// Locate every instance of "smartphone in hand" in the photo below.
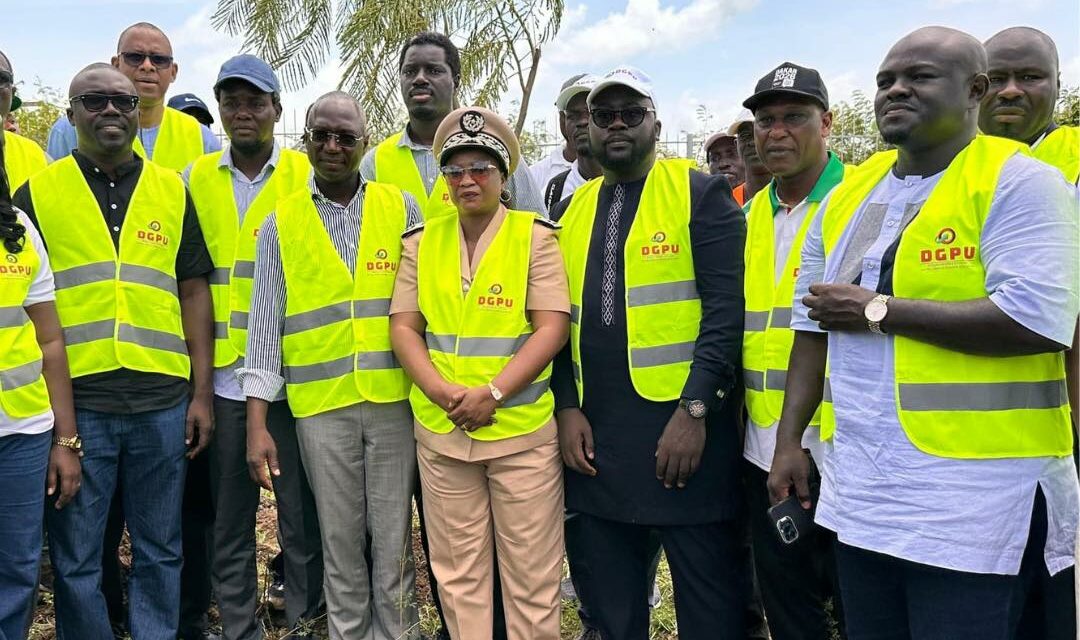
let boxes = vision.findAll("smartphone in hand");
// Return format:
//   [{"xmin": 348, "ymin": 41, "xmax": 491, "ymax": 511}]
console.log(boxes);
[{"xmin": 767, "ymin": 494, "xmax": 815, "ymax": 545}]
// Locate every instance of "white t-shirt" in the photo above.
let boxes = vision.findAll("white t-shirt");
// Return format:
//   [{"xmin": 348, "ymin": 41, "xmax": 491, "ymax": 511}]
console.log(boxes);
[
  {"xmin": 743, "ymin": 197, "xmax": 824, "ymax": 472},
  {"xmin": 0, "ymin": 210, "xmax": 56, "ymax": 437},
  {"xmin": 529, "ymin": 148, "xmax": 573, "ymax": 199},
  {"xmin": 793, "ymin": 155, "xmax": 1079, "ymax": 576}
]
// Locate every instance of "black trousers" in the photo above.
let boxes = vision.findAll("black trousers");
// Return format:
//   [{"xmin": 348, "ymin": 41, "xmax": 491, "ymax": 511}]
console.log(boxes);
[
  {"xmin": 566, "ymin": 511, "xmax": 747, "ymax": 640},
  {"xmin": 835, "ymin": 489, "xmax": 1075, "ymax": 640},
  {"xmin": 100, "ymin": 442, "xmax": 215, "ymax": 637},
  {"xmin": 744, "ymin": 460, "xmax": 843, "ymax": 640},
  {"xmin": 209, "ymin": 397, "xmax": 324, "ymax": 640}
]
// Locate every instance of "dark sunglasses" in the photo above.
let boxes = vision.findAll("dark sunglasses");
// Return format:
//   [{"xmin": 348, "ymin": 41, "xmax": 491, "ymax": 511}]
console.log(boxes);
[
  {"xmin": 0, "ymin": 71, "xmax": 12, "ymax": 89},
  {"xmin": 119, "ymin": 51, "xmax": 174, "ymax": 69},
  {"xmin": 590, "ymin": 106, "xmax": 655, "ymax": 129},
  {"xmin": 305, "ymin": 128, "xmax": 362, "ymax": 148},
  {"xmin": 71, "ymin": 93, "xmax": 140, "ymax": 113},
  {"xmin": 440, "ymin": 162, "xmax": 500, "ymax": 184}
]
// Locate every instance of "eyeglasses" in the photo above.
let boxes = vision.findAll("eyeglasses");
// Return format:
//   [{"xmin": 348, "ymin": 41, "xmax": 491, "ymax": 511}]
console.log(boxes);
[
  {"xmin": 590, "ymin": 106, "xmax": 655, "ymax": 129},
  {"xmin": 440, "ymin": 162, "xmax": 500, "ymax": 184},
  {"xmin": 119, "ymin": 51, "xmax": 174, "ymax": 69},
  {"xmin": 70, "ymin": 93, "xmax": 140, "ymax": 113},
  {"xmin": 305, "ymin": 128, "xmax": 363, "ymax": 148},
  {"xmin": 0, "ymin": 71, "xmax": 12, "ymax": 90}
]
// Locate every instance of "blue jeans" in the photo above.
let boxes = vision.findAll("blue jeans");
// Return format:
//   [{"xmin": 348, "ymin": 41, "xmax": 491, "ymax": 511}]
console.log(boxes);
[
  {"xmin": 0, "ymin": 430, "xmax": 51, "ymax": 640},
  {"xmin": 46, "ymin": 402, "xmax": 188, "ymax": 640}
]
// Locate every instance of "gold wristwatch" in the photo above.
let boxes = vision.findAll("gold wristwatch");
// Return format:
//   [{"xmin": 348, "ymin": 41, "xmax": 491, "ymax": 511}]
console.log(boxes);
[{"xmin": 53, "ymin": 434, "xmax": 83, "ymax": 457}]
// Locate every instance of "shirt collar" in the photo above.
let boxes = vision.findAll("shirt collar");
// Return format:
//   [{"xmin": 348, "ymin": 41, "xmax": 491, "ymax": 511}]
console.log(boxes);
[
  {"xmin": 767, "ymin": 151, "xmax": 845, "ymax": 212},
  {"xmin": 219, "ymin": 140, "xmax": 282, "ymax": 171},
  {"xmin": 309, "ymin": 171, "xmax": 367, "ymax": 207},
  {"xmin": 399, "ymin": 125, "xmax": 433, "ymax": 151},
  {"xmin": 72, "ymin": 149, "xmax": 142, "ymax": 180}
]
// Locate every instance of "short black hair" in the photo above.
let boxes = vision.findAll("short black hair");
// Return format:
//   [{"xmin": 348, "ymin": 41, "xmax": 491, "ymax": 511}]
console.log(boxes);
[
  {"xmin": 398, "ymin": 32, "xmax": 461, "ymax": 83},
  {"xmin": 117, "ymin": 22, "xmax": 170, "ymax": 53}
]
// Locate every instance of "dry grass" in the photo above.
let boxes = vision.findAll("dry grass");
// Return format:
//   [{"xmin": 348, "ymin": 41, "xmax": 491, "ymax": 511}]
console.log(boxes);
[{"xmin": 29, "ymin": 492, "xmax": 682, "ymax": 640}]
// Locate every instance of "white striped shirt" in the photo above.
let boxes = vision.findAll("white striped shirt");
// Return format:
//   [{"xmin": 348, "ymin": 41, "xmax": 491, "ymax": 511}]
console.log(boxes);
[{"xmin": 238, "ymin": 174, "xmax": 422, "ymax": 401}]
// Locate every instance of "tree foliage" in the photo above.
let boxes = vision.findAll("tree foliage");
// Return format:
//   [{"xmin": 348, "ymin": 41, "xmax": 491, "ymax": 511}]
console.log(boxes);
[
  {"xmin": 1056, "ymin": 85, "xmax": 1079, "ymax": 127},
  {"xmin": 828, "ymin": 90, "xmax": 889, "ymax": 165},
  {"xmin": 212, "ymin": 0, "xmax": 563, "ymax": 139},
  {"xmin": 11, "ymin": 79, "xmax": 64, "ymax": 150}
]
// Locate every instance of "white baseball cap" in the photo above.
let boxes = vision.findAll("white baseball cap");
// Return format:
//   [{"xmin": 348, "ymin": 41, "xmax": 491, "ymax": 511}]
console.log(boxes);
[
  {"xmin": 726, "ymin": 108, "xmax": 754, "ymax": 136},
  {"xmin": 587, "ymin": 66, "xmax": 656, "ymax": 108},
  {"xmin": 555, "ymin": 73, "xmax": 601, "ymax": 110},
  {"xmin": 703, "ymin": 131, "xmax": 735, "ymax": 154}
]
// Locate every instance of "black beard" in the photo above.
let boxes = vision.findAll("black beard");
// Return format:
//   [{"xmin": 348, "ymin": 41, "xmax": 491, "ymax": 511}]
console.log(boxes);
[{"xmin": 231, "ymin": 137, "xmax": 266, "ymax": 156}]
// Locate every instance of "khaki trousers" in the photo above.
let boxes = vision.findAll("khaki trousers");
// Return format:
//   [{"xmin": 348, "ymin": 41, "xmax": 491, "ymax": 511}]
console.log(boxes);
[{"xmin": 417, "ymin": 433, "xmax": 564, "ymax": 640}]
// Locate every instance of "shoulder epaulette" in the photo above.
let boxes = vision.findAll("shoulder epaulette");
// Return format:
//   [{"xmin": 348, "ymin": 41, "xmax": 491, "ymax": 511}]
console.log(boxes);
[
  {"xmin": 533, "ymin": 215, "xmax": 561, "ymax": 230},
  {"xmin": 402, "ymin": 221, "xmax": 425, "ymax": 238}
]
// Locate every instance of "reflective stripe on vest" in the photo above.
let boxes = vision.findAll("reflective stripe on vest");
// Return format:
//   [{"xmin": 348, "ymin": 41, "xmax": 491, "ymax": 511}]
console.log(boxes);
[
  {"xmin": 30, "ymin": 156, "xmax": 189, "ymax": 379},
  {"xmin": 132, "ymin": 107, "xmax": 205, "ymax": 172},
  {"xmin": 277, "ymin": 182, "xmax": 410, "ymax": 417},
  {"xmin": 411, "ymin": 209, "xmax": 554, "ymax": 440},
  {"xmin": 0, "ymin": 239, "xmax": 51, "ymax": 418},
  {"xmin": 189, "ymin": 149, "xmax": 311, "ymax": 366},
  {"xmin": 819, "ymin": 135, "xmax": 1070, "ymax": 459},
  {"xmin": 3, "ymin": 131, "xmax": 49, "ymax": 190},
  {"xmin": 559, "ymin": 159, "xmax": 701, "ymax": 402},
  {"xmin": 741, "ymin": 167, "xmax": 851, "ymax": 428},
  {"xmin": 373, "ymin": 132, "xmax": 455, "ymax": 219},
  {"xmin": 1032, "ymin": 125, "xmax": 1080, "ymax": 184}
]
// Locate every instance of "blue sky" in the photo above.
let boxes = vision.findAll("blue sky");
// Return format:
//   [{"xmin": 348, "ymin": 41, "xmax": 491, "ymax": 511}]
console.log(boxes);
[{"xmin": 5, "ymin": 0, "xmax": 1079, "ymax": 140}]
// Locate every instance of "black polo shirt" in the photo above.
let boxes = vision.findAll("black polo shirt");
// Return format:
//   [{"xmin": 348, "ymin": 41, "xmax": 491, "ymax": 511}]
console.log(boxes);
[
  {"xmin": 14, "ymin": 151, "xmax": 213, "ymax": 414},
  {"xmin": 550, "ymin": 168, "xmax": 746, "ymax": 525}
]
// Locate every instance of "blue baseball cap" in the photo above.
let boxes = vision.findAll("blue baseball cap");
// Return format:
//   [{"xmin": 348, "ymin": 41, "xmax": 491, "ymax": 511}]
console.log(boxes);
[
  {"xmin": 214, "ymin": 54, "xmax": 280, "ymax": 95},
  {"xmin": 168, "ymin": 93, "xmax": 213, "ymax": 124}
]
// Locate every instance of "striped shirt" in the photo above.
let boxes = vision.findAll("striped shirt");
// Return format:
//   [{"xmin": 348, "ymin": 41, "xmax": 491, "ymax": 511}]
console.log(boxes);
[{"xmin": 238, "ymin": 174, "xmax": 422, "ymax": 401}]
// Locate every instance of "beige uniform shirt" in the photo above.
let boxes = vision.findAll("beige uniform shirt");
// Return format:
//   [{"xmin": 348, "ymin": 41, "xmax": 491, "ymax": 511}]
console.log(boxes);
[{"xmin": 390, "ymin": 206, "xmax": 570, "ymax": 462}]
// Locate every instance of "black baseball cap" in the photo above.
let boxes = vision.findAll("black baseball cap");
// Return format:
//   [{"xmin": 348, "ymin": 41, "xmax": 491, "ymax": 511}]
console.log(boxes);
[{"xmin": 743, "ymin": 62, "xmax": 829, "ymax": 112}]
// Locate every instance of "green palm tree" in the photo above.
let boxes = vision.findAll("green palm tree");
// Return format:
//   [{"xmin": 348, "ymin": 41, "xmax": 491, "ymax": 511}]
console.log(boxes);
[{"xmin": 212, "ymin": 0, "xmax": 563, "ymax": 137}]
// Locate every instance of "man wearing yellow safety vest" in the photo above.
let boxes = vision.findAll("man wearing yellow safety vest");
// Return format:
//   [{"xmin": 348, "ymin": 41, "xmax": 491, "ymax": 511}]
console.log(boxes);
[
  {"xmin": 46, "ymin": 22, "xmax": 221, "ymax": 167},
  {"xmin": 359, "ymin": 31, "xmax": 545, "ymax": 218},
  {"xmin": 185, "ymin": 55, "xmax": 323, "ymax": 640},
  {"xmin": 1, "ymin": 50, "xmax": 48, "ymax": 190},
  {"xmin": 741, "ymin": 62, "xmax": 847, "ymax": 640},
  {"xmin": 978, "ymin": 26, "xmax": 1079, "ymax": 640},
  {"xmin": 768, "ymin": 27, "xmax": 1080, "ymax": 639},
  {"xmin": 241, "ymin": 91, "xmax": 423, "ymax": 640},
  {"xmin": 14, "ymin": 63, "xmax": 215, "ymax": 640},
  {"xmin": 551, "ymin": 67, "xmax": 747, "ymax": 639}
]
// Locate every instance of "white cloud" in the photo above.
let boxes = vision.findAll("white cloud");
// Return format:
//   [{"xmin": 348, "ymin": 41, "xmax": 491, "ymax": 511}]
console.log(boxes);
[{"xmin": 547, "ymin": 0, "xmax": 758, "ymax": 68}]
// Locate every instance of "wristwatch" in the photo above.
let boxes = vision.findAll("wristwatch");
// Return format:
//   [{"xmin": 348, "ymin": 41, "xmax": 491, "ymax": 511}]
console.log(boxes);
[
  {"xmin": 679, "ymin": 398, "xmax": 708, "ymax": 419},
  {"xmin": 53, "ymin": 433, "xmax": 83, "ymax": 457},
  {"xmin": 487, "ymin": 382, "xmax": 505, "ymax": 406},
  {"xmin": 864, "ymin": 294, "xmax": 892, "ymax": 335}
]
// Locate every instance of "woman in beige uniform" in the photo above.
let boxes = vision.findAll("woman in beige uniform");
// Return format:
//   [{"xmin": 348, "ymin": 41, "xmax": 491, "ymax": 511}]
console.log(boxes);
[{"xmin": 389, "ymin": 107, "xmax": 568, "ymax": 640}]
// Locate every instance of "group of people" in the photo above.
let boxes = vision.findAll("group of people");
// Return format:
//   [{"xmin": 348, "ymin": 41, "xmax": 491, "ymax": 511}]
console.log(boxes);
[{"xmin": 0, "ymin": 15, "xmax": 1076, "ymax": 640}]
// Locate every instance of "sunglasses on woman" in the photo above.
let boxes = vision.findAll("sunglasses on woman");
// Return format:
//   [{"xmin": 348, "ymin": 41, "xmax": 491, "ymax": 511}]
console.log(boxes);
[
  {"xmin": 70, "ymin": 93, "xmax": 140, "ymax": 113},
  {"xmin": 440, "ymin": 162, "xmax": 500, "ymax": 184}
]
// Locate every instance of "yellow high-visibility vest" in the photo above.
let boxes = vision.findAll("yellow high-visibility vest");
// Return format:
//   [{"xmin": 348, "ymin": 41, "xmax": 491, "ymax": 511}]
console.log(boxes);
[
  {"xmin": 3, "ymin": 131, "xmax": 48, "ymax": 190},
  {"xmin": 411, "ymin": 209, "xmax": 555, "ymax": 440},
  {"xmin": 819, "ymin": 135, "xmax": 1070, "ymax": 459},
  {"xmin": 132, "ymin": 107, "xmax": 205, "ymax": 172},
  {"xmin": 1033, "ymin": 125, "xmax": 1079, "ymax": 184},
  {"xmin": 559, "ymin": 159, "xmax": 701, "ymax": 402},
  {"xmin": 276, "ymin": 182, "xmax": 410, "ymax": 417},
  {"xmin": 30, "ymin": 156, "xmax": 189, "ymax": 379},
  {"xmin": 743, "ymin": 159, "xmax": 850, "ymax": 428},
  {"xmin": 0, "ymin": 235, "xmax": 51, "ymax": 417},
  {"xmin": 188, "ymin": 149, "xmax": 311, "ymax": 367},
  {"xmin": 373, "ymin": 132, "xmax": 454, "ymax": 219}
]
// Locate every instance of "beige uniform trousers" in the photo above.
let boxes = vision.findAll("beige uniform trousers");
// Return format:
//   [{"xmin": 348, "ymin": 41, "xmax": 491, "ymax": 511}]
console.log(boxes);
[{"xmin": 417, "ymin": 432, "xmax": 564, "ymax": 640}]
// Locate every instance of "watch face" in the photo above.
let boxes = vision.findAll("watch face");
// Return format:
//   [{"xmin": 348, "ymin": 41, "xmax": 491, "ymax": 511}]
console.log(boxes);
[
  {"xmin": 865, "ymin": 299, "xmax": 888, "ymax": 323},
  {"xmin": 686, "ymin": 400, "xmax": 707, "ymax": 419}
]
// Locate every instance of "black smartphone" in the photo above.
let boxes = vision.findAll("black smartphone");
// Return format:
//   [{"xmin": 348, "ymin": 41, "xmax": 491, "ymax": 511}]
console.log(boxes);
[{"xmin": 766, "ymin": 495, "xmax": 815, "ymax": 545}]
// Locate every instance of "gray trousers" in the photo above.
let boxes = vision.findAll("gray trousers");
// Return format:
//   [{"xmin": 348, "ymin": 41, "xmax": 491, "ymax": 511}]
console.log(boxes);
[
  {"xmin": 209, "ymin": 397, "xmax": 324, "ymax": 640},
  {"xmin": 296, "ymin": 400, "xmax": 419, "ymax": 640}
]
